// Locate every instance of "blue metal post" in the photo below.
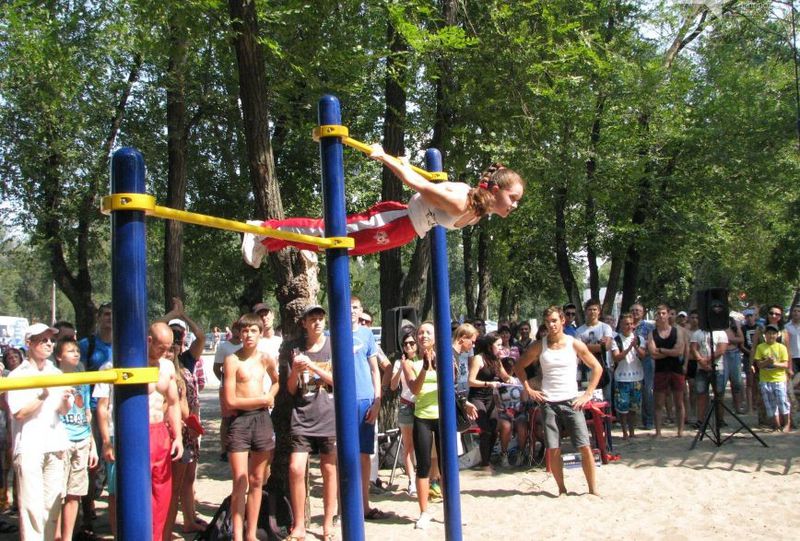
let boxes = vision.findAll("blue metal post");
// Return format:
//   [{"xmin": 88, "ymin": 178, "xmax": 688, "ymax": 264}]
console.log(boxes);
[
  {"xmin": 318, "ymin": 95, "xmax": 365, "ymax": 541},
  {"xmin": 111, "ymin": 148, "xmax": 152, "ymax": 540},
  {"xmin": 427, "ymin": 148, "xmax": 463, "ymax": 540}
]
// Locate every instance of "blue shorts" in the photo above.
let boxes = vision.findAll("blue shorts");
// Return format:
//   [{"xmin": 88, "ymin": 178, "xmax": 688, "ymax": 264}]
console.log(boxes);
[
  {"xmin": 357, "ymin": 399, "xmax": 376, "ymax": 454},
  {"xmin": 614, "ymin": 381, "xmax": 642, "ymax": 415}
]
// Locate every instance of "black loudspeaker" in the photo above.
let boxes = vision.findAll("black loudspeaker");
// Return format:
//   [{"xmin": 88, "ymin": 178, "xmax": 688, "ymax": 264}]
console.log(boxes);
[
  {"xmin": 383, "ymin": 306, "xmax": 419, "ymax": 356},
  {"xmin": 695, "ymin": 288, "xmax": 729, "ymax": 331}
]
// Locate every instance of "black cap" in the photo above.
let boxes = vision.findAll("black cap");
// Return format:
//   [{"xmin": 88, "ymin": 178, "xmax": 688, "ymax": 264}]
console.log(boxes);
[{"xmin": 765, "ymin": 324, "xmax": 780, "ymax": 333}]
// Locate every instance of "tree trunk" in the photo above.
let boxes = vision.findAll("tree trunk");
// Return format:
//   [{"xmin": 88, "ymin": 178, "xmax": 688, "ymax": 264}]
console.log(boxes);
[
  {"xmin": 554, "ymin": 180, "xmax": 582, "ymax": 317},
  {"xmin": 463, "ymin": 226, "xmax": 475, "ymax": 317},
  {"xmin": 601, "ymin": 248, "xmax": 623, "ymax": 318},
  {"xmin": 164, "ymin": 15, "xmax": 189, "ymax": 309},
  {"xmin": 45, "ymin": 54, "xmax": 140, "ymax": 337},
  {"xmin": 401, "ymin": 235, "xmax": 430, "ymax": 311},
  {"xmin": 585, "ymin": 94, "xmax": 605, "ymax": 303},
  {"xmin": 229, "ymin": 0, "xmax": 317, "ymax": 515},
  {"xmin": 379, "ymin": 17, "xmax": 407, "ymax": 339},
  {"xmin": 620, "ymin": 113, "xmax": 651, "ymax": 311},
  {"xmin": 476, "ymin": 224, "xmax": 490, "ymax": 319}
]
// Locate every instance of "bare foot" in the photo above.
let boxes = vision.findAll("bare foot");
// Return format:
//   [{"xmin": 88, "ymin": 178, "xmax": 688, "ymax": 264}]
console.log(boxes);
[
  {"xmin": 587, "ymin": 491, "xmax": 602, "ymax": 498},
  {"xmin": 676, "ymin": 432, "xmax": 683, "ymax": 438}
]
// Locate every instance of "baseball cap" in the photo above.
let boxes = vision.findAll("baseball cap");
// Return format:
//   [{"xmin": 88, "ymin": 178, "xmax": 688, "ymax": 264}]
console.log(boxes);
[
  {"xmin": 252, "ymin": 303, "xmax": 270, "ymax": 314},
  {"xmin": 168, "ymin": 319, "xmax": 188, "ymax": 331},
  {"xmin": 301, "ymin": 304, "xmax": 326, "ymax": 318},
  {"xmin": 677, "ymin": 311, "xmax": 688, "ymax": 318},
  {"xmin": 743, "ymin": 308, "xmax": 755, "ymax": 316},
  {"xmin": 766, "ymin": 324, "xmax": 780, "ymax": 333},
  {"xmin": 25, "ymin": 323, "xmax": 59, "ymax": 340}
]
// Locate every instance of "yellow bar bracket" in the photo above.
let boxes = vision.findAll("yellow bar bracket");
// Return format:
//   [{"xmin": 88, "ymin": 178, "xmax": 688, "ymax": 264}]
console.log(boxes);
[
  {"xmin": 313, "ymin": 126, "xmax": 448, "ymax": 182},
  {"xmin": 0, "ymin": 367, "xmax": 160, "ymax": 392},
  {"xmin": 101, "ymin": 196, "xmax": 355, "ymax": 250}
]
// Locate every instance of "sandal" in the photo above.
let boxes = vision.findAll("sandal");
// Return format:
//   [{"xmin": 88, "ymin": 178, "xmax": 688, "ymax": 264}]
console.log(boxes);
[{"xmin": 364, "ymin": 508, "xmax": 391, "ymax": 520}]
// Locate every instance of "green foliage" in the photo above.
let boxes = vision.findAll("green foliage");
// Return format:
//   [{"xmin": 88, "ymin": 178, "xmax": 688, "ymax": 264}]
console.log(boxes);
[{"xmin": 3, "ymin": 0, "xmax": 800, "ymax": 325}]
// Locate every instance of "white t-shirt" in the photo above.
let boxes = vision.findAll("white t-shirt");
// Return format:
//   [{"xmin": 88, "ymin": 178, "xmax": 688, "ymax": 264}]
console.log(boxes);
[
  {"xmin": 393, "ymin": 358, "xmax": 424, "ymax": 403},
  {"xmin": 785, "ymin": 321, "xmax": 800, "ymax": 358},
  {"xmin": 611, "ymin": 333, "xmax": 644, "ymax": 382},
  {"xmin": 257, "ymin": 335, "xmax": 282, "ymax": 360},
  {"xmin": 691, "ymin": 329, "xmax": 729, "ymax": 371},
  {"xmin": 257, "ymin": 335, "xmax": 281, "ymax": 393},
  {"xmin": 454, "ymin": 348, "xmax": 471, "ymax": 393},
  {"xmin": 576, "ymin": 321, "xmax": 613, "ymax": 364},
  {"xmin": 92, "ymin": 361, "xmax": 115, "ymax": 434},
  {"xmin": 7, "ymin": 360, "xmax": 69, "ymax": 456},
  {"xmin": 214, "ymin": 340, "xmax": 243, "ymax": 366}
]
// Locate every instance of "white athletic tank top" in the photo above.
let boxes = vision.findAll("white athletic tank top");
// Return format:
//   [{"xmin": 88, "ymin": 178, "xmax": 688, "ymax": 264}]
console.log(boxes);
[
  {"xmin": 406, "ymin": 183, "xmax": 476, "ymax": 236},
  {"xmin": 540, "ymin": 335, "xmax": 579, "ymax": 402}
]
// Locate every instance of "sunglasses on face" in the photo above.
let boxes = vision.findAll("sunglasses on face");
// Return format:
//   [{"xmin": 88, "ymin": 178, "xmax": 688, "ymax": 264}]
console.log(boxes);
[
  {"xmin": 403, "ymin": 341, "xmax": 416, "ymax": 346},
  {"xmin": 769, "ymin": 312, "xmax": 782, "ymax": 317},
  {"xmin": 565, "ymin": 312, "xmax": 576, "ymax": 316}
]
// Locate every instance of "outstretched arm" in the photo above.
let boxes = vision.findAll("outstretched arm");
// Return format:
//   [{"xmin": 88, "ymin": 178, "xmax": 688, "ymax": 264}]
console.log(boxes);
[{"xmin": 370, "ymin": 144, "xmax": 470, "ymax": 217}]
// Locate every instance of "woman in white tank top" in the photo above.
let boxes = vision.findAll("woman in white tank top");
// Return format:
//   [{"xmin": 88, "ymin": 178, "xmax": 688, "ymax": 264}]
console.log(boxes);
[{"xmin": 242, "ymin": 145, "xmax": 525, "ymax": 266}]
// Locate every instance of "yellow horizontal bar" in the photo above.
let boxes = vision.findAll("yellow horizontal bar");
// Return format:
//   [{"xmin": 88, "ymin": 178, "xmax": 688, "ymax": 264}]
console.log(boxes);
[
  {"xmin": 101, "ymin": 193, "xmax": 157, "ymax": 215},
  {"xmin": 0, "ymin": 367, "xmax": 160, "ymax": 392},
  {"xmin": 100, "ymin": 196, "xmax": 355, "ymax": 250},
  {"xmin": 313, "ymin": 126, "xmax": 448, "ymax": 182}
]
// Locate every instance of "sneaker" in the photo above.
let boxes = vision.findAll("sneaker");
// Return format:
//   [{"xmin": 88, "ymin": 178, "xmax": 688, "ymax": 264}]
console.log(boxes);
[
  {"xmin": 499, "ymin": 452, "xmax": 510, "ymax": 468},
  {"xmin": 428, "ymin": 482, "xmax": 442, "ymax": 502},
  {"xmin": 415, "ymin": 512, "xmax": 432, "ymax": 530},
  {"xmin": 407, "ymin": 480, "xmax": 417, "ymax": 497},
  {"xmin": 241, "ymin": 221, "xmax": 267, "ymax": 268}
]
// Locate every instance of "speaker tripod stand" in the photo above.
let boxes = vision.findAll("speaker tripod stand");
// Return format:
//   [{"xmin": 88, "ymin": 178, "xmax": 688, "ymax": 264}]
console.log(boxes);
[{"xmin": 690, "ymin": 339, "xmax": 768, "ymax": 449}]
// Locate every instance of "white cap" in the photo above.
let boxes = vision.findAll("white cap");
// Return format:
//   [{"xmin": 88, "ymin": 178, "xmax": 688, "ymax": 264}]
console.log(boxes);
[
  {"xmin": 25, "ymin": 323, "xmax": 59, "ymax": 340},
  {"xmin": 168, "ymin": 319, "xmax": 188, "ymax": 331}
]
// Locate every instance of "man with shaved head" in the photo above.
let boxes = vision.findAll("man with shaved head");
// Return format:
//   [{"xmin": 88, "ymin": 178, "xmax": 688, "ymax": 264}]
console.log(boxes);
[{"xmin": 147, "ymin": 322, "xmax": 183, "ymax": 540}]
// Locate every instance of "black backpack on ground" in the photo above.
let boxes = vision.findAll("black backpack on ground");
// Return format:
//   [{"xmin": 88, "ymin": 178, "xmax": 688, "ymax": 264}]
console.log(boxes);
[{"xmin": 194, "ymin": 489, "xmax": 292, "ymax": 541}]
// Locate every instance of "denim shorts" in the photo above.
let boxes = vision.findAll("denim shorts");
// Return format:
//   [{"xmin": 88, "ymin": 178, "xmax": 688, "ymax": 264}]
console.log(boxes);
[
  {"xmin": 760, "ymin": 381, "xmax": 790, "ymax": 416},
  {"xmin": 542, "ymin": 400, "xmax": 591, "ymax": 450},
  {"xmin": 695, "ymin": 369, "xmax": 726, "ymax": 396},
  {"xmin": 398, "ymin": 401, "xmax": 415, "ymax": 426}
]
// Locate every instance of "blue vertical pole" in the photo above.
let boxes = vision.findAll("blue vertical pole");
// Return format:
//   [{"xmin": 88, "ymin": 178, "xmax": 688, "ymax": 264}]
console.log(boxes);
[
  {"xmin": 318, "ymin": 95, "xmax": 365, "ymax": 541},
  {"xmin": 427, "ymin": 148, "xmax": 463, "ymax": 540},
  {"xmin": 111, "ymin": 148, "xmax": 152, "ymax": 540}
]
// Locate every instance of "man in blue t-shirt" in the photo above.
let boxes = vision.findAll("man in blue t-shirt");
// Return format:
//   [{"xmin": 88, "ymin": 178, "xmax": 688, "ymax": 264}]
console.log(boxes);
[
  {"xmin": 77, "ymin": 302, "xmax": 112, "ymax": 534},
  {"xmin": 350, "ymin": 296, "xmax": 390, "ymax": 521}
]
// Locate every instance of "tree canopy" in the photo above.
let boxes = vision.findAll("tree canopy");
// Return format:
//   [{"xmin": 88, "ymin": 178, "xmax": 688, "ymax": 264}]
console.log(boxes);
[{"xmin": 2, "ymin": 0, "xmax": 799, "ymax": 330}]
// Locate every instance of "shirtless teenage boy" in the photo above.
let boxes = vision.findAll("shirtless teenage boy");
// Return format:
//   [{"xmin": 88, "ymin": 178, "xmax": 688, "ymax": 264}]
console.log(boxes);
[{"xmin": 222, "ymin": 313, "xmax": 280, "ymax": 541}]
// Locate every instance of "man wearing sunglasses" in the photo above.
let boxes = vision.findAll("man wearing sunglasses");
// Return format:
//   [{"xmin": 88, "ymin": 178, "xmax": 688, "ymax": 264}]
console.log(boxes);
[
  {"xmin": 562, "ymin": 303, "xmax": 578, "ymax": 337},
  {"xmin": 7, "ymin": 323, "xmax": 73, "ymax": 540}
]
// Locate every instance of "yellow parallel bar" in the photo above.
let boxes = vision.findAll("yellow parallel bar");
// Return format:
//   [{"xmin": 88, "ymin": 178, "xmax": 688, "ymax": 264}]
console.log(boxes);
[
  {"xmin": 313, "ymin": 126, "xmax": 448, "ymax": 182},
  {"xmin": 101, "ymin": 197, "xmax": 355, "ymax": 250},
  {"xmin": 0, "ymin": 367, "xmax": 160, "ymax": 392}
]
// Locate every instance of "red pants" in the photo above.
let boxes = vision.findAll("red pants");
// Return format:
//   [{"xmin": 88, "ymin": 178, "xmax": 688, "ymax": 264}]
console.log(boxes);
[
  {"xmin": 260, "ymin": 200, "xmax": 416, "ymax": 256},
  {"xmin": 150, "ymin": 422, "xmax": 172, "ymax": 541}
]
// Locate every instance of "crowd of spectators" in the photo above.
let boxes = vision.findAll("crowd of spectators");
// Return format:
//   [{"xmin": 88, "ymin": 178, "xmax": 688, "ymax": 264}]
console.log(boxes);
[{"xmin": 0, "ymin": 296, "xmax": 797, "ymax": 539}]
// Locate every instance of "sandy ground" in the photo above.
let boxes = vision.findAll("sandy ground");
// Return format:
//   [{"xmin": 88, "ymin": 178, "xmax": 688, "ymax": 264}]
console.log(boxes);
[{"xmin": 2, "ymin": 354, "xmax": 799, "ymax": 540}]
